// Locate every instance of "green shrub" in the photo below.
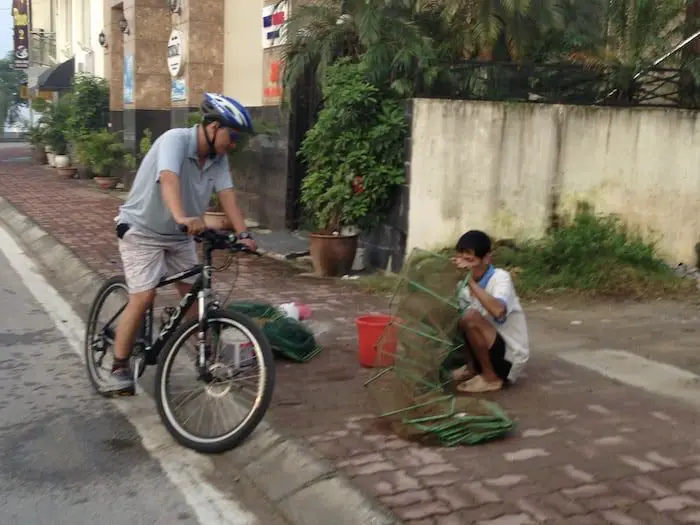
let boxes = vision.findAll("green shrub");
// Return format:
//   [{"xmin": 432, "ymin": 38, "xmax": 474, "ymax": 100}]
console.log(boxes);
[
  {"xmin": 491, "ymin": 203, "xmax": 693, "ymax": 298},
  {"xmin": 299, "ymin": 58, "xmax": 407, "ymax": 233}
]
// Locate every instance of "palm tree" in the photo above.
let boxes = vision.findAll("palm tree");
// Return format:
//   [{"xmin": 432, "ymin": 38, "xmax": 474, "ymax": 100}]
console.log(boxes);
[
  {"xmin": 566, "ymin": 0, "xmax": 689, "ymax": 103},
  {"xmin": 279, "ymin": 0, "xmax": 565, "ymax": 98}
]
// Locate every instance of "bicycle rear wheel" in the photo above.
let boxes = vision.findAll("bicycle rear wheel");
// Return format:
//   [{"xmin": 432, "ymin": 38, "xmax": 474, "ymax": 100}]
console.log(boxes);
[{"xmin": 154, "ymin": 310, "xmax": 276, "ymax": 454}]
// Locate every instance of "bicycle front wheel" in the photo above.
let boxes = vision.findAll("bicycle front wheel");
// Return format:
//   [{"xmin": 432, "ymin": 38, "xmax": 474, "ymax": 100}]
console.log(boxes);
[
  {"xmin": 154, "ymin": 310, "xmax": 275, "ymax": 454},
  {"xmin": 84, "ymin": 275, "xmax": 129, "ymax": 396}
]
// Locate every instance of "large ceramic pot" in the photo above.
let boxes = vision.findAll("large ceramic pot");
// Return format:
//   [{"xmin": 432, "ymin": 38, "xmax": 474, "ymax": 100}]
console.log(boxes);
[
  {"xmin": 94, "ymin": 176, "xmax": 119, "ymax": 190},
  {"xmin": 309, "ymin": 232, "xmax": 359, "ymax": 277},
  {"xmin": 204, "ymin": 211, "xmax": 233, "ymax": 231},
  {"xmin": 46, "ymin": 152, "xmax": 56, "ymax": 167},
  {"xmin": 54, "ymin": 154, "xmax": 70, "ymax": 168}
]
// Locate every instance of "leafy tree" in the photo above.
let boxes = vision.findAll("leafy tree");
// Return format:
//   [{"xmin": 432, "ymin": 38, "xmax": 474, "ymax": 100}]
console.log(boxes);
[
  {"xmin": 66, "ymin": 73, "xmax": 109, "ymax": 140},
  {"xmin": 0, "ymin": 51, "xmax": 27, "ymax": 129}
]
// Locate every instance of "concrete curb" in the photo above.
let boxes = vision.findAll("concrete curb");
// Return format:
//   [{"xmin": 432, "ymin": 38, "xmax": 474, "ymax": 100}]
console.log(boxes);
[{"xmin": 0, "ymin": 195, "xmax": 399, "ymax": 525}]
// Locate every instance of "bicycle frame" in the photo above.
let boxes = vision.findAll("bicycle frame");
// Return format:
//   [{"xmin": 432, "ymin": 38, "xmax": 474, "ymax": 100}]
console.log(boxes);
[{"xmin": 100, "ymin": 245, "xmax": 220, "ymax": 374}]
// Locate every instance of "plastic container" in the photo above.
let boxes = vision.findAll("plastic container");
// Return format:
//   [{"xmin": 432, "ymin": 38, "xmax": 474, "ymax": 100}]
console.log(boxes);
[
  {"xmin": 219, "ymin": 329, "xmax": 255, "ymax": 369},
  {"xmin": 278, "ymin": 302, "xmax": 312, "ymax": 321},
  {"xmin": 356, "ymin": 314, "xmax": 399, "ymax": 368}
]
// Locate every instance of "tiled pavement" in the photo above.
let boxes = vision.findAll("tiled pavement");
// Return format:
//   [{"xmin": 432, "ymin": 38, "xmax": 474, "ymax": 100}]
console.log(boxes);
[{"xmin": 4, "ymin": 148, "xmax": 700, "ymax": 524}]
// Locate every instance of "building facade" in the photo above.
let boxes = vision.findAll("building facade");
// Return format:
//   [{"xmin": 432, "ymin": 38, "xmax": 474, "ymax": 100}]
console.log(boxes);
[
  {"xmin": 32, "ymin": 0, "xmax": 105, "ymax": 96},
  {"xmin": 100, "ymin": 0, "xmax": 293, "ymax": 228},
  {"xmin": 35, "ymin": 0, "xmax": 296, "ymax": 229},
  {"xmin": 101, "ymin": 0, "xmax": 287, "ymax": 147}
]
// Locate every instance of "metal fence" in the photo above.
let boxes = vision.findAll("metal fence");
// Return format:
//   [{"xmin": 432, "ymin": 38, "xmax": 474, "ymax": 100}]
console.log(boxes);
[{"xmin": 428, "ymin": 61, "xmax": 700, "ymax": 109}]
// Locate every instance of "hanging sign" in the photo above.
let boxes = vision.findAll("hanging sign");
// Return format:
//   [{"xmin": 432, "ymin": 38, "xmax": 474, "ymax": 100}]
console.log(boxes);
[
  {"xmin": 167, "ymin": 30, "xmax": 184, "ymax": 78},
  {"xmin": 12, "ymin": 0, "xmax": 30, "ymax": 69},
  {"xmin": 261, "ymin": 2, "xmax": 289, "ymax": 49}
]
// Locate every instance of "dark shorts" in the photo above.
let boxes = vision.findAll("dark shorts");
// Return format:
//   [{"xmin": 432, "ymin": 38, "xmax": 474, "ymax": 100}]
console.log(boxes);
[{"xmin": 466, "ymin": 333, "xmax": 512, "ymax": 382}]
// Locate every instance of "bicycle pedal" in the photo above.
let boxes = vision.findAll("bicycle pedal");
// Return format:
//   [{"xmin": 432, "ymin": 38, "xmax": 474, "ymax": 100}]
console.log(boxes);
[
  {"xmin": 116, "ymin": 389, "xmax": 136, "ymax": 397},
  {"xmin": 103, "ymin": 386, "xmax": 136, "ymax": 398}
]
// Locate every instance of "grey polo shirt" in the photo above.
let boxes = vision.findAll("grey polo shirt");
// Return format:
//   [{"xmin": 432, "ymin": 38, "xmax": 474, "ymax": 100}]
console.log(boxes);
[{"xmin": 117, "ymin": 125, "xmax": 233, "ymax": 241}]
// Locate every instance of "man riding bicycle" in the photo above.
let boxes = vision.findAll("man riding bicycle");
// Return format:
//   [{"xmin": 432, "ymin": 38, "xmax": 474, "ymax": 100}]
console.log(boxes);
[{"xmin": 106, "ymin": 92, "xmax": 257, "ymax": 395}]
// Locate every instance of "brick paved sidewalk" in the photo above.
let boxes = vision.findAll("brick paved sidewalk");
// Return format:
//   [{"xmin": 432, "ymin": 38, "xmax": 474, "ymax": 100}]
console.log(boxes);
[{"xmin": 4, "ymin": 149, "xmax": 700, "ymax": 524}]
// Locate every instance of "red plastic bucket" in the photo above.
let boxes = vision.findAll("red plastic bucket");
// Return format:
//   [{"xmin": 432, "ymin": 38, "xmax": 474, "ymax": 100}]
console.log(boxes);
[{"xmin": 356, "ymin": 314, "xmax": 399, "ymax": 368}]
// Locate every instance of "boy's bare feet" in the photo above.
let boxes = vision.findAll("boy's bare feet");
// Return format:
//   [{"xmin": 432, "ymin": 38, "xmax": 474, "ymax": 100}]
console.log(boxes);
[{"xmin": 456, "ymin": 374, "xmax": 503, "ymax": 393}]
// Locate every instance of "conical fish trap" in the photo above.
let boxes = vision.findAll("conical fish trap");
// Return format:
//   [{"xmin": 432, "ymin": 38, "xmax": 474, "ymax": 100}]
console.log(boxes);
[{"xmin": 364, "ymin": 249, "xmax": 516, "ymax": 446}]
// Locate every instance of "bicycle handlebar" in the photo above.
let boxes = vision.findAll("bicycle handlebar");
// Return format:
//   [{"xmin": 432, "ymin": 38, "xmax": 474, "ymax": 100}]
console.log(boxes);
[{"xmin": 177, "ymin": 224, "xmax": 261, "ymax": 256}]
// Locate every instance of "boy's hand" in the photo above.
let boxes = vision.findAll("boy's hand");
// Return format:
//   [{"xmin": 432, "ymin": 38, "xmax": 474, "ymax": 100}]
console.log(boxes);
[{"xmin": 452, "ymin": 256, "xmax": 471, "ymax": 269}]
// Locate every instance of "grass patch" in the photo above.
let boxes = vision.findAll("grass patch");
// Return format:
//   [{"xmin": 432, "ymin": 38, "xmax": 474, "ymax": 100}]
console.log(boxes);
[
  {"xmin": 354, "ymin": 272, "xmax": 401, "ymax": 296},
  {"xmin": 491, "ymin": 205, "xmax": 695, "ymax": 299}
]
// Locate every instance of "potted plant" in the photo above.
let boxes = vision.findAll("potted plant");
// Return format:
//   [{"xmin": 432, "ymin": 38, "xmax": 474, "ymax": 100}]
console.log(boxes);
[
  {"xmin": 78, "ymin": 130, "xmax": 126, "ymax": 189},
  {"xmin": 41, "ymin": 96, "xmax": 75, "ymax": 176},
  {"xmin": 73, "ymin": 137, "xmax": 95, "ymax": 179},
  {"xmin": 298, "ymin": 58, "xmax": 407, "ymax": 277},
  {"xmin": 63, "ymin": 74, "xmax": 110, "ymax": 179},
  {"xmin": 24, "ymin": 123, "xmax": 47, "ymax": 164}
]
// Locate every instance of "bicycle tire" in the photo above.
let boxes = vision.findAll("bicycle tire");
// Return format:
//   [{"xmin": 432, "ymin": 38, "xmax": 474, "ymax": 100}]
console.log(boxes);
[
  {"xmin": 84, "ymin": 275, "xmax": 129, "ymax": 396},
  {"xmin": 154, "ymin": 309, "xmax": 276, "ymax": 454}
]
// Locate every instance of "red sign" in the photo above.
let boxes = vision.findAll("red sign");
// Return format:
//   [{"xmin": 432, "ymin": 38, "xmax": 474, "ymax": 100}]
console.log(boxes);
[{"xmin": 264, "ymin": 60, "xmax": 283, "ymax": 99}]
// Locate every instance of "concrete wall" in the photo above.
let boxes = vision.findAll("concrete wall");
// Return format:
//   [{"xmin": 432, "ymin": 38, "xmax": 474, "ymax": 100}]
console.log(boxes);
[{"xmin": 407, "ymin": 99, "xmax": 700, "ymax": 265}]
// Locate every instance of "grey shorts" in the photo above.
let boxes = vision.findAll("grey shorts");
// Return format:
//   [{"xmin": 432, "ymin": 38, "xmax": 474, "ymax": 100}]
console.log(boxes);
[{"xmin": 118, "ymin": 226, "xmax": 197, "ymax": 294}]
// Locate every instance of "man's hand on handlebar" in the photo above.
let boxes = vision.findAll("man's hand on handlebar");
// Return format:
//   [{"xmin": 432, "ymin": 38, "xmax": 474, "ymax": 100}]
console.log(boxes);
[
  {"xmin": 177, "ymin": 216, "xmax": 208, "ymax": 235},
  {"xmin": 238, "ymin": 237, "xmax": 257, "ymax": 251}
]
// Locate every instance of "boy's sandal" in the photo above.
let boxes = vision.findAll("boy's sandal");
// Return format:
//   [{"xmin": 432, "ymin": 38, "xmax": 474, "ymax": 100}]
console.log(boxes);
[{"xmin": 456, "ymin": 374, "xmax": 503, "ymax": 394}]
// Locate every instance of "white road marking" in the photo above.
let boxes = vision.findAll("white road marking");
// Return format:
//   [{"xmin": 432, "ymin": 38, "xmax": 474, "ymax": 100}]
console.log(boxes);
[
  {"xmin": 560, "ymin": 348, "xmax": 700, "ymax": 410},
  {"xmin": 0, "ymin": 226, "xmax": 260, "ymax": 525}
]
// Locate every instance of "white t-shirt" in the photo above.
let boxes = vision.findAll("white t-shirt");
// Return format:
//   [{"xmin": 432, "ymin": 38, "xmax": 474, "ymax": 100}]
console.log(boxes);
[{"xmin": 457, "ymin": 267, "xmax": 530, "ymax": 382}]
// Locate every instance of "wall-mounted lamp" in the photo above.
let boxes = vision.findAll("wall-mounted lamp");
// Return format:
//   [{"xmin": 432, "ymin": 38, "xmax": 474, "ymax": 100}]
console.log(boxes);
[
  {"xmin": 98, "ymin": 30, "xmax": 108, "ymax": 48},
  {"xmin": 169, "ymin": 0, "xmax": 182, "ymax": 15},
  {"xmin": 119, "ymin": 14, "xmax": 130, "ymax": 35}
]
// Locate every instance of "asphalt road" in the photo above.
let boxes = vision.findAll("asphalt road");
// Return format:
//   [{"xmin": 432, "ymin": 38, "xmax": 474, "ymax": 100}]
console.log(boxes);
[{"xmin": 0, "ymin": 228, "xmax": 287, "ymax": 525}]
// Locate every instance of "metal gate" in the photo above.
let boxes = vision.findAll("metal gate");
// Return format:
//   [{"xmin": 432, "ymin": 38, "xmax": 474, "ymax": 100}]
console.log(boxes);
[{"xmin": 284, "ymin": 63, "xmax": 322, "ymax": 230}]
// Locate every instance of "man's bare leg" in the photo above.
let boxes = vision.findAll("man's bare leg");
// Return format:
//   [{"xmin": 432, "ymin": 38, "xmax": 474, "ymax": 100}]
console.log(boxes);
[
  {"xmin": 104, "ymin": 289, "xmax": 156, "ymax": 393},
  {"xmin": 459, "ymin": 310, "xmax": 500, "ymax": 384},
  {"xmin": 113, "ymin": 289, "xmax": 156, "ymax": 360}
]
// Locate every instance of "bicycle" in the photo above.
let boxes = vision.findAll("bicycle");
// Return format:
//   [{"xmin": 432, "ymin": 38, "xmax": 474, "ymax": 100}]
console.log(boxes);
[{"xmin": 84, "ymin": 228, "xmax": 276, "ymax": 454}]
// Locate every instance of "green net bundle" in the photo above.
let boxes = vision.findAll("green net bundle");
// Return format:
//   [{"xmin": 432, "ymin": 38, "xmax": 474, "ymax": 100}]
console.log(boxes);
[
  {"xmin": 364, "ymin": 248, "xmax": 515, "ymax": 446},
  {"xmin": 226, "ymin": 302, "xmax": 322, "ymax": 362}
]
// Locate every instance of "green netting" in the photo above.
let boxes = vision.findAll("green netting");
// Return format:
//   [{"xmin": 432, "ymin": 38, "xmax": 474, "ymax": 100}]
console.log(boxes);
[
  {"xmin": 226, "ymin": 302, "xmax": 322, "ymax": 362},
  {"xmin": 364, "ymin": 248, "xmax": 516, "ymax": 446}
]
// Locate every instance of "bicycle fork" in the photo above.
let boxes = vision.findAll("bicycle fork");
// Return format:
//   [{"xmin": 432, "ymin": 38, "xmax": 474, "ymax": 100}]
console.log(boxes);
[{"xmin": 196, "ymin": 287, "xmax": 220, "ymax": 382}]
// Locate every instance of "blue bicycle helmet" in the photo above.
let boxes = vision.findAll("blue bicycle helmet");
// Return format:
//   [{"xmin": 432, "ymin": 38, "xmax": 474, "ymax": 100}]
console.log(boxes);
[{"xmin": 200, "ymin": 92, "xmax": 254, "ymax": 134}]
